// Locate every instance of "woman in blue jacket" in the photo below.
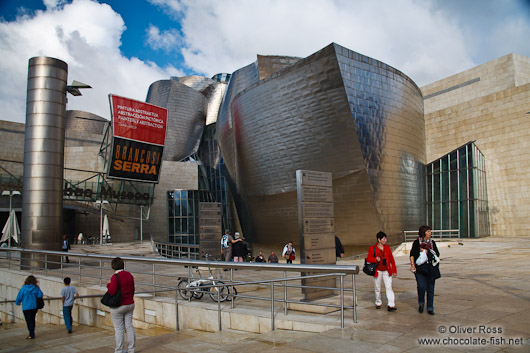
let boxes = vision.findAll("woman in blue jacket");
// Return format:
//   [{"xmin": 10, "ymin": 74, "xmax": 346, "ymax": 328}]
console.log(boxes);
[{"xmin": 15, "ymin": 275, "xmax": 43, "ymax": 339}]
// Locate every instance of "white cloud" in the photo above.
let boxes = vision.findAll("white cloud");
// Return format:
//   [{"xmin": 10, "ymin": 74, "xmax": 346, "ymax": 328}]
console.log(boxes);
[
  {"xmin": 0, "ymin": 0, "xmax": 180, "ymax": 123},
  {"xmin": 151, "ymin": 0, "xmax": 530, "ymax": 86},
  {"xmin": 146, "ymin": 25, "xmax": 182, "ymax": 51}
]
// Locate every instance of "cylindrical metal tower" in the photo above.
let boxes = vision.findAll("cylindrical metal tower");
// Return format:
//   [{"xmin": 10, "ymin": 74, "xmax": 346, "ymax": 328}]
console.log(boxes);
[{"xmin": 21, "ymin": 57, "xmax": 67, "ymax": 255}]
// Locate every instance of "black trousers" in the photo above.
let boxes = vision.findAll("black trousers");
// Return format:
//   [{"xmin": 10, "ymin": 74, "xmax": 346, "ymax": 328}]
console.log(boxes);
[
  {"xmin": 62, "ymin": 248, "xmax": 69, "ymax": 263},
  {"xmin": 23, "ymin": 309, "xmax": 38, "ymax": 338}
]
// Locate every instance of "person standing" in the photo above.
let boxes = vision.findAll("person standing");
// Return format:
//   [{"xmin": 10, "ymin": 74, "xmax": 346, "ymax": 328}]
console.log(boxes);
[
  {"xmin": 62, "ymin": 234, "xmax": 71, "ymax": 263},
  {"xmin": 268, "ymin": 251, "xmax": 279, "ymax": 263},
  {"xmin": 255, "ymin": 251, "xmax": 265, "ymax": 262},
  {"xmin": 77, "ymin": 232, "xmax": 84, "ymax": 245},
  {"xmin": 335, "ymin": 236, "xmax": 345, "ymax": 258},
  {"xmin": 282, "ymin": 241, "xmax": 295, "ymax": 264},
  {"xmin": 107, "ymin": 257, "xmax": 135, "ymax": 353},
  {"xmin": 410, "ymin": 225, "xmax": 440, "ymax": 315},
  {"xmin": 220, "ymin": 229, "xmax": 234, "ymax": 262},
  {"xmin": 61, "ymin": 277, "xmax": 79, "ymax": 333},
  {"xmin": 232, "ymin": 232, "xmax": 245, "ymax": 262},
  {"xmin": 15, "ymin": 275, "xmax": 43, "ymax": 339},
  {"xmin": 367, "ymin": 232, "xmax": 397, "ymax": 311}
]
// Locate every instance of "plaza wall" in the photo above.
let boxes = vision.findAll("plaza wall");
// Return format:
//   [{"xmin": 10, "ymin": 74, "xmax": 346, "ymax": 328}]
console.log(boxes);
[{"xmin": 422, "ymin": 53, "xmax": 530, "ymax": 237}]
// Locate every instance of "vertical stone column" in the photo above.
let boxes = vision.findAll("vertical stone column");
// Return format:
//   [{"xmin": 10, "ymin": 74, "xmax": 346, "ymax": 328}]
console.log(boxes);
[{"xmin": 22, "ymin": 57, "xmax": 67, "ymax": 258}]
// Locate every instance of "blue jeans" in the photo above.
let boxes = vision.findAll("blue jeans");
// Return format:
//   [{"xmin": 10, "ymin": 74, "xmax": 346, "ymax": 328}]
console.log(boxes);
[
  {"xmin": 63, "ymin": 305, "xmax": 73, "ymax": 330},
  {"xmin": 415, "ymin": 272, "xmax": 436, "ymax": 311}
]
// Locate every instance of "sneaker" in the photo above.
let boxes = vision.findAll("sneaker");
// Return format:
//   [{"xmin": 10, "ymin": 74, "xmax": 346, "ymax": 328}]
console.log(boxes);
[
  {"xmin": 419, "ymin": 305, "xmax": 424, "ymax": 313},
  {"xmin": 428, "ymin": 310, "xmax": 435, "ymax": 315},
  {"xmin": 68, "ymin": 329, "xmax": 72, "ymax": 333},
  {"xmin": 388, "ymin": 306, "xmax": 397, "ymax": 312},
  {"xmin": 375, "ymin": 305, "xmax": 381, "ymax": 309}
]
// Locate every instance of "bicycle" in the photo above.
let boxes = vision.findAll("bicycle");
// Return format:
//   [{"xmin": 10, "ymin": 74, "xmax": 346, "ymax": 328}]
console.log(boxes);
[{"xmin": 177, "ymin": 256, "xmax": 237, "ymax": 302}]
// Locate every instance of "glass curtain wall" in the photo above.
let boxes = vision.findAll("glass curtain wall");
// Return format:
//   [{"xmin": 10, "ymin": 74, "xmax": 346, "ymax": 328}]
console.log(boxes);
[
  {"xmin": 426, "ymin": 142, "xmax": 490, "ymax": 238},
  {"xmin": 167, "ymin": 123, "xmax": 233, "ymax": 258}
]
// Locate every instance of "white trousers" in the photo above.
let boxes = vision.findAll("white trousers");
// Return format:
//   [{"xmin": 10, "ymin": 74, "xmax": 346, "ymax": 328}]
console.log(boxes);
[
  {"xmin": 110, "ymin": 303, "xmax": 135, "ymax": 353},
  {"xmin": 374, "ymin": 270, "xmax": 395, "ymax": 307}
]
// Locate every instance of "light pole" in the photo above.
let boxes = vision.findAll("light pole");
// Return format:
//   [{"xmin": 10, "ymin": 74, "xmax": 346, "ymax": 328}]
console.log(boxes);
[
  {"xmin": 2, "ymin": 190, "xmax": 21, "ymax": 248},
  {"xmin": 139, "ymin": 205, "xmax": 144, "ymax": 243},
  {"xmin": 95, "ymin": 200, "xmax": 109, "ymax": 245}
]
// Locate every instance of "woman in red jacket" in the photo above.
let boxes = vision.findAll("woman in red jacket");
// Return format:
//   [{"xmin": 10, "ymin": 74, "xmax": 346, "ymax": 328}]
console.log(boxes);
[
  {"xmin": 367, "ymin": 231, "xmax": 397, "ymax": 311},
  {"xmin": 107, "ymin": 257, "xmax": 135, "ymax": 353}
]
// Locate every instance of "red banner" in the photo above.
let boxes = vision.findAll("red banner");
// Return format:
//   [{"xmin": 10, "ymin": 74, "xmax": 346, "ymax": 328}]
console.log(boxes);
[{"xmin": 110, "ymin": 95, "xmax": 167, "ymax": 146}]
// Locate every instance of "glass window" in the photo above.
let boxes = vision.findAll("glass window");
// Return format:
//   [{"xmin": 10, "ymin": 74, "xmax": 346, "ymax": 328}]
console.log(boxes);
[{"xmin": 168, "ymin": 218, "xmax": 174, "ymax": 235}]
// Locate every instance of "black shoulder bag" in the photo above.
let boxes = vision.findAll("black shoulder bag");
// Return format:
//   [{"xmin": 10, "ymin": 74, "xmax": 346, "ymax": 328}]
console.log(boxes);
[
  {"xmin": 101, "ymin": 273, "xmax": 121, "ymax": 307},
  {"xmin": 36, "ymin": 296, "xmax": 45, "ymax": 310},
  {"xmin": 362, "ymin": 246, "xmax": 378, "ymax": 276}
]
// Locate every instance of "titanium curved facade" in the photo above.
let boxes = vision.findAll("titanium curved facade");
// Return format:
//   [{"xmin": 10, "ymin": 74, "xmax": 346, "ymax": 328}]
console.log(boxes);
[
  {"xmin": 146, "ymin": 77, "xmax": 229, "ymax": 161},
  {"xmin": 217, "ymin": 43, "xmax": 425, "ymax": 245},
  {"xmin": 146, "ymin": 79, "xmax": 207, "ymax": 161}
]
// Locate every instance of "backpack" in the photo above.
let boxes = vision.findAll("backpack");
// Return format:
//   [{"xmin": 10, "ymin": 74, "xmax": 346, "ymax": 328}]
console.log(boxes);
[{"xmin": 221, "ymin": 234, "xmax": 229, "ymax": 249}]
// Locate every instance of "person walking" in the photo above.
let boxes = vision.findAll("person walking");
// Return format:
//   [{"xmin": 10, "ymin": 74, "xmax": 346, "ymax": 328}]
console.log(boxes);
[
  {"xmin": 15, "ymin": 275, "xmax": 43, "ymax": 339},
  {"xmin": 282, "ymin": 241, "xmax": 295, "ymax": 264},
  {"xmin": 366, "ymin": 231, "xmax": 397, "ymax": 311},
  {"xmin": 61, "ymin": 277, "xmax": 79, "ymax": 333},
  {"xmin": 62, "ymin": 234, "xmax": 71, "ymax": 263},
  {"xmin": 410, "ymin": 225, "xmax": 440, "ymax": 315},
  {"xmin": 107, "ymin": 257, "xmax": 135, "ymax": 353}
]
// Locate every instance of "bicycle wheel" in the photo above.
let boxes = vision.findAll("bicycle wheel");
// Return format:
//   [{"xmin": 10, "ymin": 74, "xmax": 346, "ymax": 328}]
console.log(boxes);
[
  {"xmin": 226, "ymin": 285, "xmax": 238, "ymax": 302},
  {"xmin": 178, "ymin": 279, "xmax": 192, "ymax": 300},
  {"xmin": 193, "ymin": 283, "xmax": 205, "ymax": 299},
  {"xmin": 209, "ymin": 281, "xmax": 229, "ymax": 302}
]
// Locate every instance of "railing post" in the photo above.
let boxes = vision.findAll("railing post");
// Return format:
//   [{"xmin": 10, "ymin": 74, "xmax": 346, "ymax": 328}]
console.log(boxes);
[
  {"xmin": 271, "ymin": 282, "xmax": 275, "ymax": 331},
  {"xmin": 352, "ymin": 273, "xmax": 357, "ymax": 323},
  {"xmin": 78, "ymin": 257, "xmax": 81, "ymax": 283},
  {"xmin": 45, "ymin": 254, "xmax": 48, "ymax": 277},
  {"xmin": 217, "ymin": 283, "xmax": 222, "ymax": 332},
  {"xmin": 31, "ymin": 252, "xmax": 34, "ymax": 273},
  {"xmin": 283, "ymin": 271, "xmax": 288, "ymax": 315},
  {"xmin": 152, "ymin": 263, "xmax": 156, "ymax": 297},
  {"xmin": 99, "ymin": 259, "xmax": 103, "ymax": 287},
  {"xmin": 340, "ymin": 274, "xmax": 344, "ymax": 328},
  {"xmin": 175, "ymin": 288, "xmax": 179, "ymax": 331}
]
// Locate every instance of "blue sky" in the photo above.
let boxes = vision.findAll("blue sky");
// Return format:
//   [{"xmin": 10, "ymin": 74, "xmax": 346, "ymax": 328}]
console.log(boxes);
[{"xmin": 0, "ymin": 0, "xmax": 529, "ymax": 123}]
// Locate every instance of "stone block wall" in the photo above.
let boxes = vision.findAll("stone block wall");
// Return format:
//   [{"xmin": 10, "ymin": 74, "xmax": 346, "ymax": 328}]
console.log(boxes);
[{"xmin": 423, "ymin": 53, "xmax": 530, "ymax": 237}]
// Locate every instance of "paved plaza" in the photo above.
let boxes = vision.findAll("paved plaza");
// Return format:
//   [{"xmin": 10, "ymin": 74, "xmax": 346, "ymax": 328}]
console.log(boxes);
[{"xmin": 1, "ymin": 237, "xmax": 529, "ymax": 352}]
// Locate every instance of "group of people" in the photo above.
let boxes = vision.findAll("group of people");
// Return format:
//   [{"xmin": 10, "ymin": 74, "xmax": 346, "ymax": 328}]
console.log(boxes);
[
  {"xmin": 367, "ymin": 225, "xmax": 441, "ymax": 315},
  {"xmin": 221, "ymin": 230, "xmax": 296, "ymax": 264},
  {"xmin": 15, "ymin": 257, "xmax": 135, "ymax": 353}
]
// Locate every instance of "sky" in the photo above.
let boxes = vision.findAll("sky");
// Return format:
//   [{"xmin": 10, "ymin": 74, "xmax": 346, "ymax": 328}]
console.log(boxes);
[{"xmin": 0, "ymin": 0, "xmax": 529, "ymax": 123}]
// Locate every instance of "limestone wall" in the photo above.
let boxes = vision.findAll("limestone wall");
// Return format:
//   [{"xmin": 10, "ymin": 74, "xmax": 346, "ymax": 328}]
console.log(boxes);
[{"xmin": 423, "ymin": 53, "xmax": 530, "ymax": 237}]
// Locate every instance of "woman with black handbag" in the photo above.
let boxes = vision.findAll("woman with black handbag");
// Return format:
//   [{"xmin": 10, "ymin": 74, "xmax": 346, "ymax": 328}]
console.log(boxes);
[
  {"xmin": 107, "ymin": 257, "xmax": 135, "ymax": 353},
  {"xmin": 15, "ymin": 275, "xmax": 43, "ymax": 339},
  {"xmin": 366, "ymin": 232, "xmax": 397, "ymax": 311},
  {"xmin": 410, "ymin": 225, "xmax": 440, "ymax": 315}
]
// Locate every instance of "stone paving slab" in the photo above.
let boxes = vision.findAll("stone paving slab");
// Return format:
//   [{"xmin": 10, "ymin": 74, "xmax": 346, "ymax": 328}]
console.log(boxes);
[{"xmin": 1, "ymin": 237, "xmax": 530, "ymax": 352}]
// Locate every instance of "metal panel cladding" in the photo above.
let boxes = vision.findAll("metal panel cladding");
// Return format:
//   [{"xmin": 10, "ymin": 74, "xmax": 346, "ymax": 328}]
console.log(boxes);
[
  {"xmin": 217, "ymin": 43, "xmax": 425, "ymax": 245},
  {"xmin": 22, "ymin": 56, "xmax": 68, "ymax": 250},
  {"xmin": 146, "ymin": 79, "xmax": 207, "ymax": 161}
]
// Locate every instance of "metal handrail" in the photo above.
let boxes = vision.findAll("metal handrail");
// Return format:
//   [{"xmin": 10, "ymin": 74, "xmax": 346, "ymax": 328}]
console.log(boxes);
[
  {"xmin": 403, "ymin": 229, "xmax": 460, "ymax": 242},
  {"xmin": 0, "ymin": 247, "xmax": 359, "ymax": 331}
]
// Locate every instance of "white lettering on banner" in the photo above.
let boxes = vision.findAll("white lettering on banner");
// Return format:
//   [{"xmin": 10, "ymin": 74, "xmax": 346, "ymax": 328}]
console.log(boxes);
[{"xmin": 115, "ymin": 105, "xmax": 165, "ymax": 131}]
